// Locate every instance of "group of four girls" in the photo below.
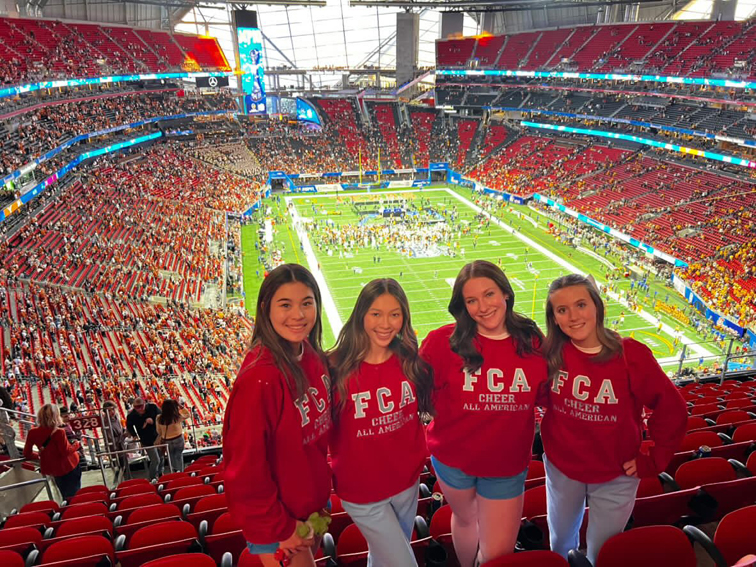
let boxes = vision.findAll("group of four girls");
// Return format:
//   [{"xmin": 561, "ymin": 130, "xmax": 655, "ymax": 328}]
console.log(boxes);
[{"xmin": 222, "ymin": 261, "xmax": 687, "ymax": 567}]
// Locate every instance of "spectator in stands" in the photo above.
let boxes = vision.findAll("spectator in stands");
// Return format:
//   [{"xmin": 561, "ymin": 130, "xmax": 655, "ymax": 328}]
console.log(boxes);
[
  {"xmin": 23, "ymin": 403, "xmax": 82, "ymax": 500},
  {"xmin": 540, "ymin": 274, "xmax": 687, "ymax": 565},
  {"xmin": 419, "ymin": 260, "xmax": 547, "ymax": 566},
  {"xmin": 126, "ymin": 397, "xmax": 163, "ymax": 481},
  {"xmin": 102, "ymin": 400, "xmax": 129, "ymax": 480},
  {"xmin": 223, "ymin": 264, "xmax": 331, "ymax": 565},
  {"xmin": 328, "ymin": 278, "xmax": 433, "ymax": 567},
  {"xmin": 155, "ymin": 398, "xmax": 188, "ymax": 473}
]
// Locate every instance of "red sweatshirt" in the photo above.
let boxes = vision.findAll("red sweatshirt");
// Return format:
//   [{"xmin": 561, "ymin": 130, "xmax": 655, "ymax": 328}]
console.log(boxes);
[
  {"xmin": 420, "ymin": 324, "xmax": 548, "ymax": 477},
  {"xmin": 223, "ymin": 343, "xmax": 332, "ymax": 545},
  {"xmin": 330, "ymin": 355, "xmax": 427, "ymax": 504},
  {"xmin": 23, "ymin": 427, "xmax": 79, "ymax": 477},
  {"xmin": 540, "ymin": 338, "xmax": 687, "ymax": 483}
]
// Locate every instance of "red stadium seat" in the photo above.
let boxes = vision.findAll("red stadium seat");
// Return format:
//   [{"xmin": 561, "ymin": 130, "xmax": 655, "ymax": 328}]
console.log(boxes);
[
  {"xmin": 481, "ymin": 550, "xmax": 568, "ymax": 566},
  {"xmin": 20, "ymin": 500, "xmax": 59, "ymax": 515},
  {"xmin": 733, "ymin": 422, "xmax": 756, "ymax": 443},
  {"xmin": 114, "ymin": 492, "xmax": 164, "ymax": 511},
  {"xmin": 4, "ymin": 511, "xmax": 51, "ymax": 529},
  {"xmin": 76, "ymin": 485, "xmax": 110, "ymax": 496},
  {"xmin": 635, "ymin": 476, "xmax": 664, "ymax": 499},
  {"xmin": 522, "ymin": 485, "xmax": 547, "ymax": 519},
  {"xmin": 675, "ymin": 457, "xmax": 737, "ymax": 489},
  {"xmin": 686, "ymin": 505, "xmax": 756, "ymax": 566},
  {"xmin": 68, "ymin": 492, "xmax": 108, "ymax": 506},
  {"xmin": 698, "ymin": 476, "xmax": 756, "ymax": 521},
  {"xmin": 686, "ymin": 416, "xmax": 709, "ymax": 431},
  {"xmin": 54, "ymin": 514, "xmax": 113, "ymax": 538},
  {"xmin": 0, "ymin": 526, "xmax": 44, "ymax": 553},
  {"xmin": 59, "ymin": 502, "xmax": 109, "ymax": 520},
  {"xmin": 526, "ymin": 460, "xmax": 545, "ymax": 480},
  {"xmin": 595, "ymin": 526, "xmax": 696, "ymax": 567},
  {"xmin": 679, "ymin": 431, "xmax": 724, "ymax": 452},
  {"xmin": 39, "ymin": 534, "xmax": 114, "ymax": 566},
  {"xmin": 0, "ymin": 550, "xmax": 24, "ymax": 567},
  {"xmin": 170, "ymin": 485, "xmax": 216, "ymax": 509},
  {"xmin": 631, "ymin": 488, "xmax": 700, "ymax": 527},
  {"xmin": 113, "ymin": 483, "xmax": 158, "ymax": 499},
  {"xmin": 691, "ymin": 403, "xmax": 722, "ymax": 416},
  {"xmin": 117, "ymin": 521, "xmax": 199, "ymax": 567},
  {"xmin": 202, "ymin": 512, "xmax": 245, "ymax": 564},
  {"xmin": 717, "ymin": 410, "xmax": 753, "ymax": 425},
  {"xmin": 142, "ymin": 553, "xmax": 218, "ymax": 567},
  {"xmin": 335, "ymin": 523, "xmax": 369, "ymax": 563}
]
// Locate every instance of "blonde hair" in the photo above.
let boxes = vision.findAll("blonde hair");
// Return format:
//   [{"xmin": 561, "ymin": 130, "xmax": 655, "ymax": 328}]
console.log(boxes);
[{"xmin": 37, "ymin": 404, "xmax": 62, "ymax": 429}]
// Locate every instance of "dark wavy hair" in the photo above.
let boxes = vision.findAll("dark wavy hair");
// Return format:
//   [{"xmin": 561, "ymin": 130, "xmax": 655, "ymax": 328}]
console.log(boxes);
[
  {"xmin": 158, "ymin": 398, "xmax": 181, "ymax": 425},
  {"xmin": 329, "ymin": 278, "xmax": 433, "ymax": 415},
  {"xmin": 250, "ymin": 264, "xmax": 324, "ymax": 398},
  {"xmin": 543, "ymin": 274, "xmax": 623, "ymax": 380},
  {"xmin": 448, "ymin": 260, "xmax": 543, "ymax": 372}
]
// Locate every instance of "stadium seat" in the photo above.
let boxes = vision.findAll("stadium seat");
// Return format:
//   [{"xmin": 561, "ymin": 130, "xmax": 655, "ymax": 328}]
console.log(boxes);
[
  {"xmin": 112, "ymin": 483, "xmax": 158, "ymax": 500},
  {"xmin": 0, "ymin": 550, "xmax": 24, "ymax": 567},
  {"xmin": 184, "ymin": 493, "xmax": 227, "ymax": 530},
  {"xmin": 630, "ymin": 488, "xmax": 700, "ymax": 527},
  {"xmin": 200, "ymin": 511, "xmax": 245, "ymax": 564},
  {"xmin": 51, "ymin": 514, "xmax": 113, "ymax": 538},
  {"xmin": 19, "ymin": 501, "xmax": 60, "ymax": 515},
  {"xmin": 328, "ymin": 494, "xmax": 353, "ymax": 542},
  {"xmin": 679, "ymin": 431, "xmax": 724, "ymax": 452},
  {"xmin": 116, "ymin": 520, "xmax": 200, "ymax": 567},
  {"xmin": 691, "ymin": 403, "xmax": 722, "ymax": 416},
  {"xmin": 636, "ymin": 476, "xmax": 665, "ymax": 499},
  {"xmin": 335, "ymin": 523, "xmax": 369, "ymax": 563},
  {"xmin": 733, "ymin": 422, "xmax": 756, "ymax": 443},
  {"xmin": 142, "ymin": 553, "xmax": 221, "ymax": 567},
  {"xmin": 34, "ymin": 534, "xmax": 115, "ymax": 566},
  {"xmin": 593, "ymin": 525, "xmax": 696, "ymax": 567},
  {"xmin": 111, "ymin": 492, "xmax": 164, "ymax": 512},
  {"xmin": 4, "ymin": 511, "xmax": 51, "ymax": 530},
  {"xmin": 522, "ymin": 485, "xmax": 547, "ymax": 519},
  {"xmin": 0, "ymin": 525, "xmax": 44, "ymax": 553},
  {"xmin": 717, "ymin": 410, "xmax": 754, "ymax": 426},
  {"xmin": 480, "ymin": 550, "xmax": 567, "ymax": 566},
  {"xmin": 57, "ymin": 502, "xmax": 109, "ymax": 521},
  {"xmin": 169, "ymin": 484, "xmax": 216, "ymax": 508},
  {"xmin": 686, "ymin": 416, "xmax": 709, "ymax": 431},
  {"xmin": 685, "ymin": 505, "xmax": 756, "ymax": 566},
  {"xmin": 76, "ymin": 485, "xmax": 110, "ymax": 496},
  {"xmin": 67, "ymin": 492, "xmax": 109, "ymax": 506},
  {"xmin": 527, "ymin": 460, "xmax": 545, "ymax": 479},
  {"xmin": 115, "ymin": 503, "xmax": 182, "ymax": 543},
  {"xmin": 675, "ymin": 457, "xmax": 737, "ymax": 489}
]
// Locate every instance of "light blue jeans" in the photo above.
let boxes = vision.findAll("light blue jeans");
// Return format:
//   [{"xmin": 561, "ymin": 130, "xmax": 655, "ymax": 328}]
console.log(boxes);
[
  {"xmin": 544, "ymin": 454, "xmax": 639, "ymax": 566},
  {"xmin": 340, "ymin": 480, "xmax": 420, "ymax": 567}
]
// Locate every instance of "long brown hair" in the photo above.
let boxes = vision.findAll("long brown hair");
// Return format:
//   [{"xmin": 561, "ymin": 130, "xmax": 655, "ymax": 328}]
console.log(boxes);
[
  {"xmin": 250, "ymin": 264, "xmax": 324, "ymax": 398},
  {"xmin": 543, "ymin": 274, "xmax": 623, "ymax": 379},
  {"xmin": 448, "ymin": 260, "xmax": 543, "ymax": 372},
  {"xmin": 329, "ymin": 278, "xmax": 433, "ymax": 414},
  {"xmin": 158, "ymin": 399, "xmax": 181, "ymax": 425}
]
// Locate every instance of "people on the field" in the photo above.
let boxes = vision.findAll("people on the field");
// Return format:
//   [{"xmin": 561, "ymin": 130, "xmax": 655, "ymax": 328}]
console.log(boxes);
[
  {"xmin": 329, "ymin": 278, "xmax": 433, "ymax": 567},
  {"xmin": 540, "ymin": 273, "xmax": 687, "ymax": 565},
  {"xmin": 420, "ymin": 260, "xmax": 548, "ymax": 567},
  {"xmin": 223, "ymin": 264, "xmax": 331, "ymax": 567}
]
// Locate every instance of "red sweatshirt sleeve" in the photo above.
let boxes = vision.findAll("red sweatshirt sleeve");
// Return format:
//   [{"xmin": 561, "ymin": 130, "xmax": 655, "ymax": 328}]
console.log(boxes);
[
  {"xmin": 222, "ymin": 366, "xmax": 296, "ymax": 544},
  {"xmin": 625, "ymin": 340, "xmax": 687, "ymax": 478},
  {"xmin": 23, "ymin": 431, "xmax": 36, "ymax": 460}
]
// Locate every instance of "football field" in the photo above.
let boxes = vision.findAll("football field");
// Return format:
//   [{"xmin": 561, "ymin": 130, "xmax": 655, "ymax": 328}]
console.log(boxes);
[{"xmin": 241, "ymin": 186, "xmax": 723, "ymax": 369}]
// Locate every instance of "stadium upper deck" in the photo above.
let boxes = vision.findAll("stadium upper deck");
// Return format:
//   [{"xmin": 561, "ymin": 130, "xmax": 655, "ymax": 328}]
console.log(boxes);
[
  {"xmin": 436, "ymin": 20, "xmax": 756, "ymax": 80},
  {"xmin": 0, "ymin": 16, "xmax": 229, "ymax": 87}
]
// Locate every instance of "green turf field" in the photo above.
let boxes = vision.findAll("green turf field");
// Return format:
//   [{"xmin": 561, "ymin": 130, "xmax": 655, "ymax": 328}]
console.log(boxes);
[{"xmin": 241, "ymin": 186, "xmax": 727, "ymax": 370}]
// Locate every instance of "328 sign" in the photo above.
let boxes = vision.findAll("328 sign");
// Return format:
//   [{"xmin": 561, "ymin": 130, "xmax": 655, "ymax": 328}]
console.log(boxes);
[{"xmin": 69, "ymin": 415, "xmax": 102, "ymax": 431}]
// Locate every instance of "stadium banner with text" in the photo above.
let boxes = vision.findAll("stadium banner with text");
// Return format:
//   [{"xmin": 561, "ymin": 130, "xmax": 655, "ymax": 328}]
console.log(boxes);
[
  {"xmin": 673, "ymin": 274, "xmax": 749, "ymax": 337},
  {"xmin": 522, "ymin": 121, "xmax": 756, "ymax": 169},
  {"xmin": 436, "ymin": 69, "xmax": 756, "ymax": 91},
  {"xmin": 533, "ymin": 193, "xmax": 688, "ymax": 268},
  {"xmin": 0, "ymin": 71, "xmax": 234, "ymax": 101}
]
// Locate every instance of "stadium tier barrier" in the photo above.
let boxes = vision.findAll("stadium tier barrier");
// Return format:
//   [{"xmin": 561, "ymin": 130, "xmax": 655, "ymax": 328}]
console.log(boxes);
[{"xmin": 436, "ymin": 69, "xmax": 756, "ymax": 91}]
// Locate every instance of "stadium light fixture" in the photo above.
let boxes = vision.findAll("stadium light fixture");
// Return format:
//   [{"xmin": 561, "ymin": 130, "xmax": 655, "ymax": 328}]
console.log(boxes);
[{"xmin": 349, "ymin": 0, "xmax": 664, "ymax": 10}]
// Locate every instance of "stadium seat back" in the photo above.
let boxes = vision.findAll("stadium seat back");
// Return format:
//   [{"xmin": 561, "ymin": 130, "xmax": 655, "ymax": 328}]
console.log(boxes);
[
  {"xmin": 117, "ymin": 479, "xmax": 153, "ymax": 490},
  {"xmin": 596, "ymin": 525, "xmax": 695, "ymax": 567},
  {"xmin": 481, "ymin": 550, "xmax": 568, "ymax": 566},
  {"xmin": 699, "ymin": 477, "xmax": 756, "ymax": 521},
  {"xmin": 727, "ymin": 399, "xmax": 754, "ymax": 409},
  {"xmin": 679, "ymin": 430, "xmax": 724, "ymax": 452},
  {"xmin": 116, "ymin": 484, "xmax": 157, "ymax": 498},
  {"xmin": 733, "ymin": 422, "xmax": 756, "ymax": 443},
  {"xmin": 238, "ymin": 548, "xmax": 264, "ymax": 566},
  {"xmin": 4, "ymin": 511, "xmax": 51, "ymax": 529},
  {"xmin": 130, "ymin": 520, "xmax": 197, "ymax": 549},
  {"xmin": 0, "ymin": 525, "xmax": 43, "ymax": 549},
  {"xmin": 55, "ymin": 514, "xmax": 113, "ymax": 538},
  {"xmin": 522, "ymin": 485, "xmax": 547, "ymax": 519},
  {"xmin": 675, "ymin": 457, "xmax": 736, "ymax": 489},
  {"xmin": 635, "ymin": 476, "xmax": 664, "ymax": 499},
  {"xmin": 166, "ymin": 477, "xmax": 204, "ymax": 491},
  {"xmin": 0, "ymin": 549, "xmax": 24, "ymax": 567},
  {"xmin": 142, "ymin": 553, "xmax": 217, "ymax": 567},
  {"xmin": 61, "ymin": 502, "xmax": 109, "ymax": 520},
  {"xmin": 429, "ymin": 504, "xmax": 452, "ymax": 541},
  {"xmin": 631, "ymin": 488, "xmax": 699, "ymax": 527},
  {"xmin": 194, "ymin": 493, "xmax": 227, "ymax": 514},
  {"xmin": 336, "ymin": 523, "xmax": 368, "ymax": 560},
  {"xmin": 20, "ymin": 500, "xmax": 59, "ymax": 515},
  {"xmin": 41, "ymin": 534, "xmax": 114, "ymax": 564},
  {"xmin": 686, "ymin": 416, "xmax": 708, "ymax": 431},
  {"xmin": 211, "ymin": 512, "xmax": 239, "ymax": 534},
  {"xmin": 691, "ymin": 403, "xmax": 721, "ymax": 416},
  {"xmin": 159, "ymin": 473, "xmax": 189, "ymax": 484},
  {"xmin": 714, "ymin": 505, "xmax": 756, "ymax": 566},
  {"xmin": 76, "ymin": 485, "xmax": 109, "ymax": 496},
  {"xmin": 526, "ymin": 460, "xmax": 545, "ymax": 480},
  {"xmin": 717, "ymin": 410, "xmax": 751, "ymax": 426},
  {"xmin": 172, "ymin": 485, "xmax": 215, "ymax": 505},
  {"xmin": 68, "ymin": 492, "xmax": 108, "ymax": 506},
  {"xmin": 118, "ymin": 493, "xmax": 163, "ymax": 510},
  {"xmin": 127, "ymin": 504, "xmax": 181, "ymax": 525}
]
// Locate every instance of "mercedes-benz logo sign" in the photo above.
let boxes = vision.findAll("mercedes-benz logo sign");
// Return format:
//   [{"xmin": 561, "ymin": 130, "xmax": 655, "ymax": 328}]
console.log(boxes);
[{"xmin": 208, "ymin": 76, "xmax": 218, "ymax": 87}]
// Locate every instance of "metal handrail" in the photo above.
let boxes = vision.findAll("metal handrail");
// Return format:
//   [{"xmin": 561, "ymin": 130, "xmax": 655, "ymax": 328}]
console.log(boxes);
[{"xmin": 95, "ymin": 442, "xmax": 173, "ymax": 488}]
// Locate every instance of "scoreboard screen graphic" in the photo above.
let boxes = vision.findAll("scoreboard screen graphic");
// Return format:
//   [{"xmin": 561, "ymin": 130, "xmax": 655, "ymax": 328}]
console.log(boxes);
[{"xmin": 238, "ymin": 27, "xmax": 266, "ymax": 114}]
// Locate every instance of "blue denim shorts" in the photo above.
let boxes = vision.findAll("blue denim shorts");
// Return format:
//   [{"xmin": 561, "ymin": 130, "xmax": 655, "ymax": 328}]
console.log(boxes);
[
  {"xmin": 431, "ymin": 455, "xmax": 528, "ymax": 500},
  {"xmin": 246, "ymin": 541, "xmax": 279, "ymax": 554}
]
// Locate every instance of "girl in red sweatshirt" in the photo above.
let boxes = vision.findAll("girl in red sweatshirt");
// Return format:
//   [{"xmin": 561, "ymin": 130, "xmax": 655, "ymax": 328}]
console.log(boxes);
[
  {"xmin": 420, "ymin": 260, "xmax": 547, "ymax": 567},
  {"xmin": 540, "ymin": 274, "xmax": 687, "ymax": 565},
  {"xmin": 223, "ymin": 264, "xmax": 332, "ymax": 567},
  {"xmin": 329, "ymin": 278, "xmax": 433, "ymax": 567}
]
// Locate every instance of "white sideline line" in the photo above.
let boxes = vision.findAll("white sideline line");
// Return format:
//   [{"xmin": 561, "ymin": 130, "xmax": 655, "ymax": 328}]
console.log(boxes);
[
  {"xmin": 443, "ymin": 188, "xmax": 716, "ymax": 360},
  {"xmin": 285, "ymin": 198, "xmax": 343, "ymax": 339}
]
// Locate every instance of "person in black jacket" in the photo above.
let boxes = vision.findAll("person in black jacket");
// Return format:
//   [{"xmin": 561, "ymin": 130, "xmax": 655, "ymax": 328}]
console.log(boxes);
[{"xmin": 126, "ymin": 397, "xmax": 162, "ymax": 480}]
